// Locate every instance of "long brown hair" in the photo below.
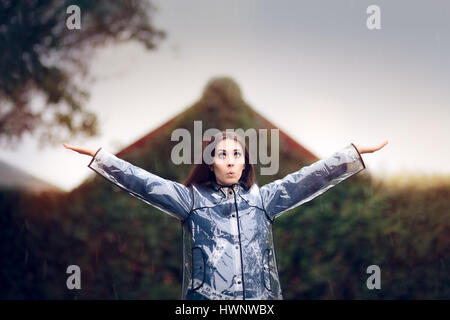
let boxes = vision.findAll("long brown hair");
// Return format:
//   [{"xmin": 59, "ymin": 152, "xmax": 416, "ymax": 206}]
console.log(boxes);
[{"xmin": 183, "ymin": 130, "xmax": 255, "ymax": 189}]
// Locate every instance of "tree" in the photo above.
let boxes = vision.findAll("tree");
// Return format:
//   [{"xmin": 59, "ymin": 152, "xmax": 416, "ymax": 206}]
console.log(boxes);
[{"xmin": 0, "ymin": 0, "xmax": 166, "ymax": 149}]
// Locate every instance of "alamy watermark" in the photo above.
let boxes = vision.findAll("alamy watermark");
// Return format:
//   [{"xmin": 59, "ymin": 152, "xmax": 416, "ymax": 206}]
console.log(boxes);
[
  {"xmin": 65, "ymin": 5, "xmax": 381, "ymax": 31},
  {"xmin": 366, "ymin": 265, "xmax": 381, "ymax": 289},
  {"xmin": 66, "ymin": 5, "xmax": 81, "ymax": 30},
  {"xmin": 366, "ymin": 5, "xmax": 381, "ymax": 30},
  {"xmin": 171, "ymin": 121, "xmax": 280, "ymax": 175},
  {"xmin": 66, "ymin": 264, "xmax": 81, "ymax": 290}
]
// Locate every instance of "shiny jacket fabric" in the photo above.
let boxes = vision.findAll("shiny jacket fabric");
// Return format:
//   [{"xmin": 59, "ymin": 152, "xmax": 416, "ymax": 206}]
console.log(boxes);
[{"xmin": 88, "ymin": 143, "xmax": 365, "ymax": 300}]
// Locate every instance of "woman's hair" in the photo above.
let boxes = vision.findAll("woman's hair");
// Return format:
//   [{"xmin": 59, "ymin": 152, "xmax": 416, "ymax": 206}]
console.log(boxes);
[{"xmin": 183, "ymin": 130, "xmax": 255, "ymax": 189}]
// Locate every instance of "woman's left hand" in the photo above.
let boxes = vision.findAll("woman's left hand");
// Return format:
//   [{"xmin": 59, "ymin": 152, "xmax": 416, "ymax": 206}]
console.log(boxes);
[{"xmin": 354, "ymin": 140, "xmax": 388, "ymax": 154}]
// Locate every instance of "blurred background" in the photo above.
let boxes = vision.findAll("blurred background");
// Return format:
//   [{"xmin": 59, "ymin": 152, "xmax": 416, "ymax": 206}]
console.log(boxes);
[{"xmin": 0, "ymin": 0, "xmax": 449, "ymax": 299}]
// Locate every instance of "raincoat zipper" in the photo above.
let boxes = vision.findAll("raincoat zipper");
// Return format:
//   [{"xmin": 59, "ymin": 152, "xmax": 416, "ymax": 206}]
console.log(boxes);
[{"xmin": 232, "ymin": 186, "xmax": 246, "ymax": 300}]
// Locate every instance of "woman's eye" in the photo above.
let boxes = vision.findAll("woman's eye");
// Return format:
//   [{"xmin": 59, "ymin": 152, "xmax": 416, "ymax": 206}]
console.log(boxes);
[
  {"xmin": 218, "ymin": 152, "xmax": 225, "ymax": 159},
  {"xmin": 234, "ymin": 151, "xmax": 242, "ymax": 157}
]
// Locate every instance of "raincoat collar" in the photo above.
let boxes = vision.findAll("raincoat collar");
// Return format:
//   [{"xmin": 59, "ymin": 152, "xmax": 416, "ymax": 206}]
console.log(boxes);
[{"xmin": 211, "ymin": 180, "xmax": 245, "ymax": 198}]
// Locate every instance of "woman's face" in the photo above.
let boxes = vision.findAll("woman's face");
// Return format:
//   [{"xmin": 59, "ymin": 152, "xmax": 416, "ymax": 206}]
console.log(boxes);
[{"xmin": 211, "ymin": 138, "xmax": 245, "ymax": 186}]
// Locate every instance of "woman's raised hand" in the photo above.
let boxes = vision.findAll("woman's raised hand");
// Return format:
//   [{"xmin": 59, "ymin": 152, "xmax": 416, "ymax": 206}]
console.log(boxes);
[
  {"xmin": 63, "ymin": 143, "xmax": 98, "ymax": 157},
  {"xmin": 354, "ymin": 140, "xmax": 388, "ymax": 154}
]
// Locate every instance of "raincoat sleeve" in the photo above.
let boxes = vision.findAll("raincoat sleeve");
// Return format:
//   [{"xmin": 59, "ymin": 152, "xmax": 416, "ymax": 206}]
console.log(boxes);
[
  {"xmin": 259, "ymin": 143, "xmax": 365, "ymax": 220},
  {"xmin": 87, "ymin": 147, "xmax": 193, "ymax": 221}
]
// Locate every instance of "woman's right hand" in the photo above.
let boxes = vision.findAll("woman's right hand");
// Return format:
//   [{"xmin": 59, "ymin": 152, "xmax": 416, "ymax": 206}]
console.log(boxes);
[{"xmin": 63, "ymin": 143, "xmax": 98, "ymax": 157}]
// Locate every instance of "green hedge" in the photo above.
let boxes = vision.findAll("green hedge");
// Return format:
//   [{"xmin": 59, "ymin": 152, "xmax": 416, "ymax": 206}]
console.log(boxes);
[{"xmin": 1, "ymin": 173, "xmax": 449, "ymax": 299}]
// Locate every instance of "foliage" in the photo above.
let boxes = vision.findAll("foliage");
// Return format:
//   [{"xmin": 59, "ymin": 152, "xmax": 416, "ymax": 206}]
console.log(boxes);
[
  {"xmin": 2, "ymin": 164, "xmax": 449, "ymax": 299},
  {"xmin": 0, "ymin": 0, "xmax": 166, "ymax": 149}
]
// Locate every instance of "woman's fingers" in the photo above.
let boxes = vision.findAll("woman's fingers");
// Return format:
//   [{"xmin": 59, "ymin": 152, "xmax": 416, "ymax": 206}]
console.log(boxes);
[
  {"xmin": 357, "ymin": 140, "xmax": 388, "ymax": 154},
  {"xmin": 63, "ymin": 143, "xmax": 81, "ymax": 153},
  {"xmin": 63, "ymin": 143, "xmax": 95, "ymax": 156},
  {"xmin": 63, "ymin": 143, "xmax": 73, "ymax": 150},
  {"xmin": 375, "ymin": 140, "xmax": 389, "ymax": 151}
]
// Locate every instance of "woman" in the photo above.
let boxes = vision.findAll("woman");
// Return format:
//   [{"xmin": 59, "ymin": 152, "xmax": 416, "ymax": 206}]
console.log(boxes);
[{"xmin": 63, "ymin": 131, "xmax": 387, "ymax": 300}]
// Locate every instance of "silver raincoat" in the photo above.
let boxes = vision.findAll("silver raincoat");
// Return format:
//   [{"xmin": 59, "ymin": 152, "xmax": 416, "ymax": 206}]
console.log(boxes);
[{"xmin": 88, "ymin": 142, "xmax": 365, "ymax": 300}]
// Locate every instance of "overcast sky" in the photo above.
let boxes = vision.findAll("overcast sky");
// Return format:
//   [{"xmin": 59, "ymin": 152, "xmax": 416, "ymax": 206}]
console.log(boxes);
[{"xmin": 1, "ymin": 0, "xmax": 449, "ymax": 191}]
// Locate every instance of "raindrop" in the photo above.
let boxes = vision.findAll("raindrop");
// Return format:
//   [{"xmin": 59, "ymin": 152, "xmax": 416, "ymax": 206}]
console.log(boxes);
[
  {"xmin": 328, "ymin": 280, "xmax": 334, "ymax": 297},
  {"xmin": 118, "ymin": 236, "xmax": 127, "ymax": 253},
  {"xmin": 117, "ymin": 234, "xmax": 122, "ymax": 252},
  {"xmin": 42, "ymin": 260, "xmax": 47, "ymax": 279},
  {"xmin": 24, "ymin": 251, "xmax": 29, "ymax": 265},
  {"xmin": 112, "ymin": 282, "xmax": 118, "ymax": 300},
  {"xmin": 435, "ymin": 31, "xmax": 441, "ymax": 50},
  {"xmin": 122, "ymin": 241, "xmax": 127, "ymax": 252},
  {"xmin": 435, "ymin": 278, "xmax": 439, "ymax": 296},
  {"xmin": 389, "ymin": 234, "xmax": 394, "ymax": 247}
]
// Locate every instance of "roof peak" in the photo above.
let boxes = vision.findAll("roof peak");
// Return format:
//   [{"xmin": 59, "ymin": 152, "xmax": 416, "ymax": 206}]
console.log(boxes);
[{"xmin": 201, "ymin": 76, "xmax": 243, "ymax": 103}]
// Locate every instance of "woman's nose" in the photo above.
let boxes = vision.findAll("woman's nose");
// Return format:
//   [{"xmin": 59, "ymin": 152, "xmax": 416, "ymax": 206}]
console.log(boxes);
[{"xmin": 226, "ymin": 156, "xmax": 235, "ymax": 166}]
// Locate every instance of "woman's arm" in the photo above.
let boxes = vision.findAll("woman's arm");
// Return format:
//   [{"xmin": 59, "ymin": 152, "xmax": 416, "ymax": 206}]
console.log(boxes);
[
  {"xmin": 64, "ymin": 143, "xmax": 193, "ymax": 221},
  {"xmin": 259, "ymin": 143, "xmax": 369, "ymax": 220}
]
